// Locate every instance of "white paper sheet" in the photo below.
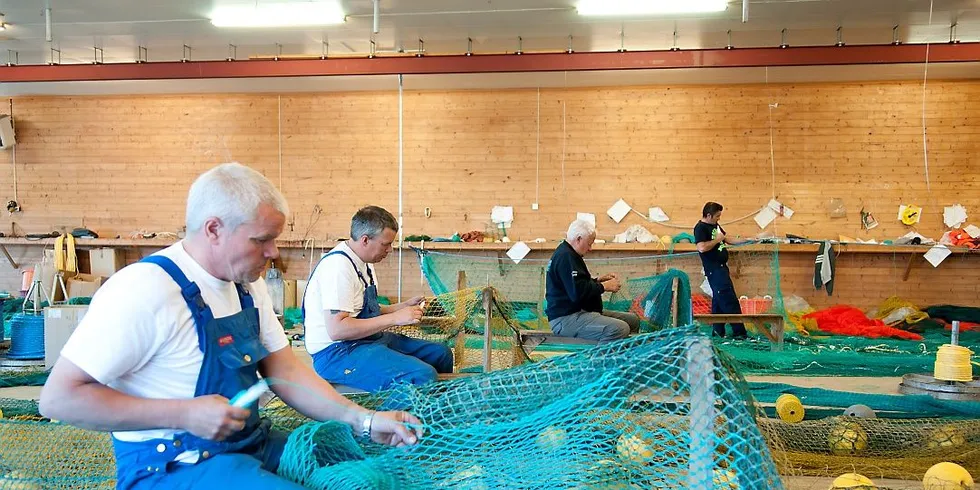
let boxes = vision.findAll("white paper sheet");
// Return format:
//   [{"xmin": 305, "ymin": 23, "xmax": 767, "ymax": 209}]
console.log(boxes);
[
  {"xmin": 700, "ymin": 277, "xmax": 713, "ymax": 297},
  {"xmin": 576, "ymin": 212, "xmax": 596, "ymax": 226},
  {"xmin": 647, "ymin": 207, "xmax": 670, "ymax": 223},
  {"xmin": 491, "ymin": 206, "xmax": 514, "ymax": 224},
  {"xmin": 966, "ymin": 224, "xmax": 980, "ymax": 239},
  {"xmin": 506, "ymin": 241, "xmax": 531, "ymax": 264},
  {"xmin": 754, "ymin": 206, "xmax": 778, "ymax": 229},
  {"xmin": 944, "ymin": 204, "xmax": 968, "ymax": 229},
  {"xmin": 766, "ymin": 198, "xmax": 794, "ymax": 219},
  {"xmin": 607, "ymin": 199, "xmax": 632, "ymax": 223},
  {"xmin": 924, "ymin": 244, "xmax": 952, "ymax": 268}
]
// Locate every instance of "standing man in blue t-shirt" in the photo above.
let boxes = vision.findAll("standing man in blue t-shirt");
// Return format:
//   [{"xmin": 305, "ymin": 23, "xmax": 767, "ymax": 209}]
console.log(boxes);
[{"xmin": 694, "ymin": 202, "xmax": 747, "ymax": 339}]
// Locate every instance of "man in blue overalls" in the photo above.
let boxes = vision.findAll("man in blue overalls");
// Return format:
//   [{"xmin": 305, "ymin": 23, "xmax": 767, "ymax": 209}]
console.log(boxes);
[
  {"xmin": 304, "ymin": 206, "xmax": 454, "ymax": 392},
  {"xmin": 40, "ymin": 163, "xmax": 421, "ymax": 489}
]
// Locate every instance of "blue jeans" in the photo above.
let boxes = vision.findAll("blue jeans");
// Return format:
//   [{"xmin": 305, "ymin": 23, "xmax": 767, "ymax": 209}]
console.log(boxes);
[
  {"xmin": 705, "ymin": 264, "xmax": 747, "ymax": 338},
  {"xmin": 312, "ymin": 332, "xmax": 454, "ymax": 392}
]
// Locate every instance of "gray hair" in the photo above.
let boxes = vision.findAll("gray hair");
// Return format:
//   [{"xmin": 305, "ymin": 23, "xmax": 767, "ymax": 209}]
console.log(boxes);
[
  {"xmin": 351, "ymin": 205, "xmax": 398, "ymax": 240},
  {"xmin": 185, "ymin": 162, "xmax": 289, "ymax": 233},
  {"xmin": 566, "ymin": 219, "xmax": 596, "ymax": 242}
]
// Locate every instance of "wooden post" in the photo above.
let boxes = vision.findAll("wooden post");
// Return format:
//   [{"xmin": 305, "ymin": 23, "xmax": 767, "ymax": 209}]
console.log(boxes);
[
  {"xmin": 0, "ymin": 244, "xmax": 18, "ymax": 269},
  {"xmin": 671, "ymin": 276, "xmax": 679, "ymax": 328},
  {"xmin": 483, "ymin": 286, "xmax": 493, "ymax": 374},
  {"xmin": 453, "ymin": 271, "xmax": 467, "ymax": 372},
  {"xmin": 902, "ymin": 253, "xmax": 916, "ymax": 282}
]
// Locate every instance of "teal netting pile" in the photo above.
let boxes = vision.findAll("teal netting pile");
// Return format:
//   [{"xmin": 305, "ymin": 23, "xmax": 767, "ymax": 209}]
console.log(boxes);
[
  {"xmin": 622, "ymin": 268, "xmax": 693, "ymax": 330},
  {"xmin": 0, "ymin": 369, "xmax": 48, "ymax": 388},
  {"xmin": 716, "ymin": 327, "xmax": 980, "ymax": 377},
  {"xmin": 277, "ymin": 330, "xmax": 785, "ymax": 489},
  {"xmin": 416, "ymin": 244, "xmax": 784, "ymax": 335}
]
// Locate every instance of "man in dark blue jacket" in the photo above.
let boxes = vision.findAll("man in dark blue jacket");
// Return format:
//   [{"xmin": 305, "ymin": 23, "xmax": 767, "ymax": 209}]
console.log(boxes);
[{"xmin": 545, "ymin": 219, "xmax": 640, "ymax": 343}]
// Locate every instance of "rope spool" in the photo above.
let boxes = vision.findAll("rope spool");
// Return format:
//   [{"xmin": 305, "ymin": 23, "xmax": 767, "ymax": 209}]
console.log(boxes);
[
  {"xmin": 7, "ymin": 313, "xmax": 45, "ymax": 360},
  {"xmin": 934, "ymin": 344, "xmax": 974, "ymax": 382},
  {"xmin": 775, "ymin": 393, "xmax": 805, "ymax": 423}
]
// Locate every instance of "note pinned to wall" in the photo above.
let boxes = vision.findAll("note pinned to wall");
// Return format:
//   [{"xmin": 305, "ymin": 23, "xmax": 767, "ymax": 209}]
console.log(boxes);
[
  {"xmin": 607, "ymin": 199, "xmax": 631, "ymax": 223},
  {"xmin": 491, "ymin": 206, "xmax": 514, "ymax": 225}
]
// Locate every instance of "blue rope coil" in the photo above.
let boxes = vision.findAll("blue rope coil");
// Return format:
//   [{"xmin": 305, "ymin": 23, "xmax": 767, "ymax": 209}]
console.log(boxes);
[{"xmin": 7, "ymin": 313, "xmax": 45, "ymax": 360}]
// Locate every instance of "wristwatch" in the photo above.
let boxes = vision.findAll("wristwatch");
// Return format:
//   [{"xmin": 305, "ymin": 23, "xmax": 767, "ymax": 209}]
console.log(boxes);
[{"xmin": 360, "ymin": 411, "xmax": 375, "ymax": 439}]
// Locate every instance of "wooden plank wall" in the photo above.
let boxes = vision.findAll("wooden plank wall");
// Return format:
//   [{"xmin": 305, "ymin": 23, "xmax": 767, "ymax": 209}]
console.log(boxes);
[{"xmin": 0, "ymin": 80, "xmax": 977, "ymax": 310}]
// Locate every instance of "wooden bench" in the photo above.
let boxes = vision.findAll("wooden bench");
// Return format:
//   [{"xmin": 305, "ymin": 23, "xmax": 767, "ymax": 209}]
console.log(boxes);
[
  {"xmin": 518, "ymin": 329, "xmax": 600, "ymax": 352},
  {"xmin": 693, "ymin": 313, "xmax": 785, "ymax": 351}
]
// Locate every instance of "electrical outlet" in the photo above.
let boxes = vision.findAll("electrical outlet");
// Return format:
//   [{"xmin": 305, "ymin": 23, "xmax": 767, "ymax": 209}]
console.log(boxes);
[{"xmin": 531, "ymin": 203, "xmax": 539, "ymax": 210}]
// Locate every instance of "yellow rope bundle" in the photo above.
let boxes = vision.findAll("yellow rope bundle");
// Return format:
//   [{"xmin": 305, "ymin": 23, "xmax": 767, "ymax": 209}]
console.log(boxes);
[
  {"xmin": 53, "ymin": 233, "xmax": 77, "ymax": 274},
  {"xmin": 934, "ymin": 344, "xmax": 975, "ymax": 382},
  {"xmin": 874, "ymin": 296, "xmax": 928, "ymax": 325},
  {"xmin": 775, "ymin": 394, "xmax": 805, "ymax": 423}
]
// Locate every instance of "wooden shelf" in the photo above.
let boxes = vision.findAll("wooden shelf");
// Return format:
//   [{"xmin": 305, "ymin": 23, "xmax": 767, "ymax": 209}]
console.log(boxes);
[{"xmin": 0, "ymin": 237, "xmax": 974, "ymax": 255}]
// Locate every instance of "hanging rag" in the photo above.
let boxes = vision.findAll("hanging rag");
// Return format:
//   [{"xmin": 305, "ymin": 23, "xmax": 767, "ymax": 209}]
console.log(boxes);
[
  {"xmin": 813, "ymin": 240, "xmax": 835, "ymax": 296},
  {"xmin": 54, "ymin": 233, "xmax": 77, "ymax": 275}
]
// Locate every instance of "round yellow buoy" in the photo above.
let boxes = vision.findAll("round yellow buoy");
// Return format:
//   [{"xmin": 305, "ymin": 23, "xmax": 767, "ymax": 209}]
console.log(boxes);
[
  {"xmin": 923, "ymin": 462, "xmax": 974, "ymax": 490},
  {"xmin": 615, "ymin": 433, "xmax": 654, "ymax": 464},
  {"xmin": 775, "ymin": 394, "xmax": 805, "ymax": 423},
  {"xmin": 827, "ymin": 421, "xmax": 869, "ymax": 456},
  {"xmin": 0, "ymin": 407, "xmax": 4, "ymax": 419},
  {"xmin": 926, "ymin": 425, "xmax": 966, "ymax": 450},
  {"xmin": 829, "ymin": 472, "xmax": 877, "ymax": 489},
  {"xmin": 535, "ymin": 426, "xmax": 567, "ymax": 451}
]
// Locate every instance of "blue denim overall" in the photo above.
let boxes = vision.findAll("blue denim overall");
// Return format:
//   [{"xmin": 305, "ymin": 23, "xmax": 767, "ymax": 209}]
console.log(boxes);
[
  {"xmin": 304, "ymin": 250, "xmax": 453, "ymax": 393},
  {"xmin": 112, "ymin": 255, "xmax": 303, "ymax": 490}
]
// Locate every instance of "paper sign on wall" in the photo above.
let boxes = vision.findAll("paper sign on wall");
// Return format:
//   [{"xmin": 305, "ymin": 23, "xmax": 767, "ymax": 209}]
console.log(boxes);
[
  {"xmin": 647, "ymin": 207, "xmax": 670, "ymax": 223},
  {"xmin": 491, "ymin": 206, "xmax": 514, "ymax": 225},
  {"xmin": 754, "ymin": 207, "xmax": 778, "ymax": 229},
  {"xmin": 607, "ymin": 199, "xmax": 632, "ymax": 223},
  {"xmin": 767, "ymin": 199, "xmax": 794, "ymax": 219},
  {"xmin": 944, "ymin": 204, "xmax": 968, "ymax": 229}
]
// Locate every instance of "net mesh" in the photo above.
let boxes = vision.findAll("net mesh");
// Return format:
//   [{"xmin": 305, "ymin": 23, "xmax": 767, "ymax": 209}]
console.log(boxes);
[
  {"xmin": 417, "ymin": 244, "xmax": 785, "ymax": 334},
  {"xmin": 276, "ymin": 330, "xmax": 788, "ymax": 489},
  {"xmin": 395, "ymin": 286, "xmax": 527, "ymax": 373}
]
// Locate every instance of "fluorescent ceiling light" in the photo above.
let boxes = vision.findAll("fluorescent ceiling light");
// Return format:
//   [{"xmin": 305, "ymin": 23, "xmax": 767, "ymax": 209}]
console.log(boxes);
[
  {"xmin": 576, "ymin": 0, "xmax": 728, "ymax": 16},
  {"xmin": 211, "ymin": 2, "xmax": 345, "ymax": 28}
]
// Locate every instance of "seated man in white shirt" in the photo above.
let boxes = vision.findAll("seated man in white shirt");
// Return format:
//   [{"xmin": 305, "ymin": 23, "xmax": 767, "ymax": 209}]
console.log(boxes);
[
  {"xmin": 39, "ymin": 163, "xmax": 421, "ymax": 490},
  {"xmin": 304, "ymin": 206, "xmax": 454, "ymax": 393}
]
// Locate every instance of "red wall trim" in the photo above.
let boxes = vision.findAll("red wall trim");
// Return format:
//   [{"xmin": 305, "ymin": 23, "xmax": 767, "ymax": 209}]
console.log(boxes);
[{"xmin": 0, "ymin": 43, "xmax": 975, "ymax": 83}]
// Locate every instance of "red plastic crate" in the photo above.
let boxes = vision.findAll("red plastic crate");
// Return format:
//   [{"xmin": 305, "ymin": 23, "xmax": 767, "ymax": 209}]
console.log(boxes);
[{"xmin": 739, "ymin": 295, "xmax": 773, "ymax": 314}]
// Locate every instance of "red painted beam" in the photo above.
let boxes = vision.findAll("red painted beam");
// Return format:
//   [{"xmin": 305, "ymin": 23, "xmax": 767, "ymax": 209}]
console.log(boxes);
[{"xmin": 0, "ymin": 43, "xmax": 977, "ymax": 83}]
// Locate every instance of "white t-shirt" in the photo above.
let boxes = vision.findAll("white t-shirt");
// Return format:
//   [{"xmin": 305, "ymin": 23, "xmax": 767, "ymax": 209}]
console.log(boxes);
[
  {"xmin": 60, "ymin": 242, "xmax": 289, "ymax": 459},
  {"xmin": 304, "ymin": 241, "xmax": 376, "ymax": 355}
]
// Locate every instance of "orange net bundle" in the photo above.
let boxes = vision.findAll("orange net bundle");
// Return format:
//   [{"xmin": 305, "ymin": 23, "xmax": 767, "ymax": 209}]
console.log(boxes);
[{"xmin": 803, "ymin": 306, "xmax": 923, "ymax": 341}]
